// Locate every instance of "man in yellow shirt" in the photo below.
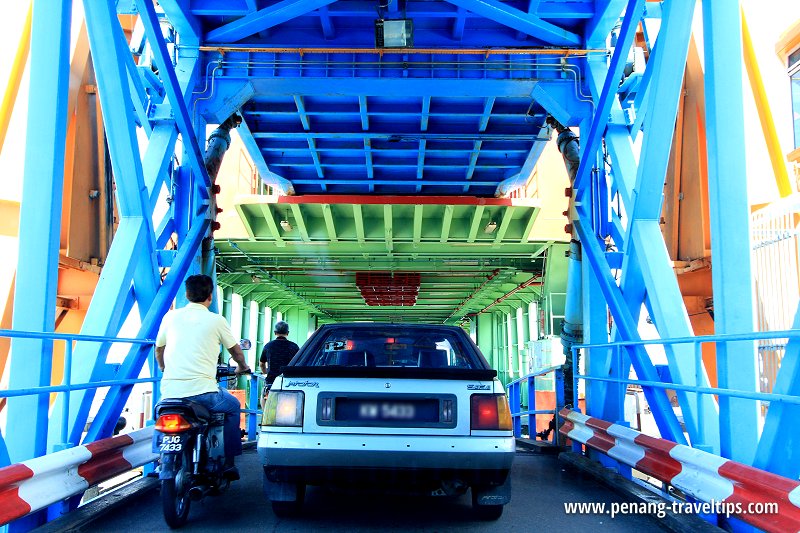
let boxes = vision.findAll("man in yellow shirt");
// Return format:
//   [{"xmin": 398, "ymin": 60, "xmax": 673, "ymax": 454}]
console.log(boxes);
[{"xmin": 155, "ymin": 275, "xmax": 251, "ymax": 477}]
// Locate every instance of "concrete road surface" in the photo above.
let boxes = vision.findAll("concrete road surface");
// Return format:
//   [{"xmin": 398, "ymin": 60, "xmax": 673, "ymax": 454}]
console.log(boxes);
[{"xmin": 83, "ymin": 447, "xmax": 668, "ymax": 532}]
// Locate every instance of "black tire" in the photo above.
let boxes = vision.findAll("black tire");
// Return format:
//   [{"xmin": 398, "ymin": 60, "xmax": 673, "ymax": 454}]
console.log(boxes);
[
  {"xmin": 161, "ymin": 452, "xmax": 192, "ymax": 528},
  {"xmin": 471, "ymin": 490, "xmax": 504, "ymax": 520},
  {"xmin": 270, "ymin": 484, "xmax": 305, "ymax": 517}
]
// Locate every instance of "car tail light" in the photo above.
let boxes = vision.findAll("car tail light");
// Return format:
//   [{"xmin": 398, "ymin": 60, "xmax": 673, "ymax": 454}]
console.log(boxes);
[
  {"xmin": 155, "ymin": 413, "xmax": 192, "ymax": 433},
  {"xmin": 470, "ymin": 394, "xmax": 512, "ymax": 431},
  {"xmin": 262, "ymin": 391, "xmax": 304, "ymax": 427}
]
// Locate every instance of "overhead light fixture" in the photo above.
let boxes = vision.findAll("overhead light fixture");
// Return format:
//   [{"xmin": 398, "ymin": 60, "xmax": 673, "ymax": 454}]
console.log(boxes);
[
  {"xmin": 280, "ymin": 220, "xmax": 293, "ymax": 232},
  {"xmin": 375, "ymin": 18, "xmax": 414, "ymax": 48},
  {"xmin": 484, "ymin": 221, "xmax": 498, "ymax": 234}
]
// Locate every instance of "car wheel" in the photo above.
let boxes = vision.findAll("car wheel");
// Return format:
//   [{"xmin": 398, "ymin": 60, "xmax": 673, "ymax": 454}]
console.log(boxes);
[{"xmin": 471, "ymin": 490, "xmax": 504, "ymax": 520}]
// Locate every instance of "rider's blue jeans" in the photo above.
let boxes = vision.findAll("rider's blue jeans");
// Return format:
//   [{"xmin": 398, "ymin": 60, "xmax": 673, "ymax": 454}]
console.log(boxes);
[{"xmin": 186, "ymin": 388, "xmax": 242, "ymax": 461}]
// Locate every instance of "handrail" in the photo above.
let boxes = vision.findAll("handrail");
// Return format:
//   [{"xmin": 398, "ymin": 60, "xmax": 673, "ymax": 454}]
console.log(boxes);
[
  {"xmin": 506, "ymin": 365, "xmax": 564, "ymax": 442},
  {"xmin": 0, "ymin": 328, "xmax": 153, "ymax": 343},
  {"xmin": 0, "ymin": 328, "xmax": 260, "ymax": 457},
  {"xmin": 571, "ymin": 327, "xmax": 800, "ymax": 509},
  {"xmin": 573, "ymin": 328, "xmax": 800, "ymax": 349}
]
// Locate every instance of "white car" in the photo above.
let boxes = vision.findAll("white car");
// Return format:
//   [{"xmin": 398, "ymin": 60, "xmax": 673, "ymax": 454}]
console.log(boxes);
[{"xmin": 257, "ymin": 323, "xmax": 514, "ymax": 520}]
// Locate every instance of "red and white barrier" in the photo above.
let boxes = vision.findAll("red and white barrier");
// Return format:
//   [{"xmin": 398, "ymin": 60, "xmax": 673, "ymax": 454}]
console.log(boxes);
[
  {"xmin": 0, "ymin": 426, "xmax": 157, "ymax": 525},
  {"xmin": 559, "ymin": 408, "xmax": 800, "ymax": 533}
]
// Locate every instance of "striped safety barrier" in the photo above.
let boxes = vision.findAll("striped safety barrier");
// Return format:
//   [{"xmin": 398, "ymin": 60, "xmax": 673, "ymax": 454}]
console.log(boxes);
[
  {"xmin": 0, "ymin": 426, "xmax": 157, "ymax": 526},
  {"xmin": 559, "ymin": 408, "xmax": 800, "ymax": 533}
]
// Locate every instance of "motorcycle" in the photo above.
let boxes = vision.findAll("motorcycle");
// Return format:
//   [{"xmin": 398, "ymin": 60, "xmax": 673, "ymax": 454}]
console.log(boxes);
[{"xmin": 152, "ymin": 362, "xmax": 250, "ymax": 528}]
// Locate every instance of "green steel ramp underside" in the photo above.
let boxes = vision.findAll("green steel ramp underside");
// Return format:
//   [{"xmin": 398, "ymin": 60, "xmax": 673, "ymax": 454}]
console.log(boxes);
[{"xmin": 216, "ymin": 195, "xmax": 564, "ymax": 324}]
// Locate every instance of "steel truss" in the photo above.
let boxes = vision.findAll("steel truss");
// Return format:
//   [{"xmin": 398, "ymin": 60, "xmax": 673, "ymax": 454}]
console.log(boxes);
[{"xmin": 2, "ymin": 1, "xmax": 799, "ymax": 531}]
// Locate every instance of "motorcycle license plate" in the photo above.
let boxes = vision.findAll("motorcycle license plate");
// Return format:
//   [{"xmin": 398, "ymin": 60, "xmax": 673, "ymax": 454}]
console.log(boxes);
[{"xmin": 153, "ymin": 433, "xmax": 187, "ymax": 453}]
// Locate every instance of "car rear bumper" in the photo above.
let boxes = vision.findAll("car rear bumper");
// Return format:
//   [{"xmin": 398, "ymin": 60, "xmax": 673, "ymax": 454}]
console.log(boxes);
[{"xmin": 257, "ymin": 432, "xmax": 515, "ymax": 471}]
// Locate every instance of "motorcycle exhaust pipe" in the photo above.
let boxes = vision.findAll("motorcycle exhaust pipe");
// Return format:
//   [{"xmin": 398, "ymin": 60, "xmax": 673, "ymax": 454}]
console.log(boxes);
[{"xmin": 188, "ymin": 486, "xmax": 210, "ymax": 501}]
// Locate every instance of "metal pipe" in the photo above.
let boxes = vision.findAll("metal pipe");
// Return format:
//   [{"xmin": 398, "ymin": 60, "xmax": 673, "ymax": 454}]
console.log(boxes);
[
  {"xmin": 204, "ymin": 114, "xmax": 242, "ymax": 180},
  {"xmin": 741, "ymin": 6, "xmax": 793, "ymax": 198},
  {"xmin": 203, "ymin": 114, "xmax": 242, "ymax": 281},
  {"xmin": 0, "ymin": 376, "xmax": 160, "ymax": 398},
  {"xmin": 548, "ymin": 117, "xmax": 583, "ymax": 408},
  {"xmin": 475, "ymin": 276, "xmax": 542, "ymax": 314},
  {"xmin": 198, "ymin": 46, "xmax": 606, "ymax": 56},
  {"xmin": 576, "ymin": 373, "xmax": 800, "ymax": 405},
  {"xmin": 0, "ymin": 2, "xmax": 32, "ymax": 153},
  {"xmin": 60, "ymin": 340, "xmax": 73, "ymax": 447}
]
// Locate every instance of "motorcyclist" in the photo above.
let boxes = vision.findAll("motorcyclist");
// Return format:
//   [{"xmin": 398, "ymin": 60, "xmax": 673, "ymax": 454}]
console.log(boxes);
[{"xmin": 155, "ymin": 274, "xmax": 251, "ymax": 479}]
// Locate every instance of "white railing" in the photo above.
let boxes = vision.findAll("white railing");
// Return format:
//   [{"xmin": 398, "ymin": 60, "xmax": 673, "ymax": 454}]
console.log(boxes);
[{"xmin": 751, "ymin": 194, "xmax": 800, "ymax": 393}]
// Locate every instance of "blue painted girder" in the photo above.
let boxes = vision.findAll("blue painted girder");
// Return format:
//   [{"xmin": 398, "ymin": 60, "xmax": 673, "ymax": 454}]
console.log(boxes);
[{"xmin": 168, "ymin": 0, "xmax": 605, "ymax": 195}]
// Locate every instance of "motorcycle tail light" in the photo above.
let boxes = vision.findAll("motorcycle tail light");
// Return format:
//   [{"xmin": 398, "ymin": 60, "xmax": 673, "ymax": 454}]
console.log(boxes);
[
  {"xmin": 470, "ymin": 394, "xmax": 512, "ymax": 431},
  {"xmin": 155, "ymin": 413, "xmax": 192, "ymax": 433},
  {"xmin": 262, "ymin": 391, "xmax": 304, "ymax": 427}
]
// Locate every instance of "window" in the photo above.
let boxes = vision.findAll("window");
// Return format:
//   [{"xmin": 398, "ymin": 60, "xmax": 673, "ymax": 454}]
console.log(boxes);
[
  {"xmin": 792, "ymin": 69, "xmax": 800, "ymax": 150},
  {"xmin": 299, "ymin": 327, "xmax": 482, "ymax": 369}
]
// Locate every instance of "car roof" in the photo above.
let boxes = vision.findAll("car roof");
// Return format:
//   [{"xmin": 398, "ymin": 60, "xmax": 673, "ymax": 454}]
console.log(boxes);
[{"xmin": 316, "ymin": 323, "xmax": 467, "ymax": 333}]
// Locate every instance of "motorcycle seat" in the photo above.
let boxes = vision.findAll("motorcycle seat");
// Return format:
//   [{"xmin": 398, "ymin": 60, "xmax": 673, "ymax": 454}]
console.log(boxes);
[{"xmin": 156, "ymin": 398, "xmax": 213, "ymax": 422}]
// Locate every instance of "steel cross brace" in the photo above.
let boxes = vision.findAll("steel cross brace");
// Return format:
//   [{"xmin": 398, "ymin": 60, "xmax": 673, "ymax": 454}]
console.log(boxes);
[
  {"xmin": 753, "ymin": 304, "xmax": 800, "ymax": 479},
  {"xmin": 59, "ymin": 0, "xmax": 163, "ymax": 446},
  {"xmin": 572, "ymin": 0, "xmax": 644, "ymax": 194},
  {"xmin": 84, "ymin": 216, "xmax": 210, "ymax": 441},
  {"xmin": 58, "ymin": 0, "xmax": 213, "ymax": 445},
  {"xmin": 135, "ymin": 0, "xmax": 211, "ymax": 195},
  {"xmin": 442, "ymin": 0, "xmax": 581, "ymax": 46},
  {"xmin": 574, "ymin": 0, "xmax": 721, "ymax": 449},
  {"xmin": 205, "ymin": 0, "xmax": 339, "ymax": 43}
]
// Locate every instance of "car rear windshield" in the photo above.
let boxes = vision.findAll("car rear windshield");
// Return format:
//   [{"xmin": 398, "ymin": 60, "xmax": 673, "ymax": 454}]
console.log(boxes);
[{"xmin": 296, "ymin": 327, "xmax": 485, "ymax": 370}]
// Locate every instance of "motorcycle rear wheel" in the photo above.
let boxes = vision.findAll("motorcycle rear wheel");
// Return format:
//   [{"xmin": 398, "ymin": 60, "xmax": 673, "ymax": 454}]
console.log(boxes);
[{"xmin": 162, "ymin": 450, "xmax": 192, "ymax": 528}]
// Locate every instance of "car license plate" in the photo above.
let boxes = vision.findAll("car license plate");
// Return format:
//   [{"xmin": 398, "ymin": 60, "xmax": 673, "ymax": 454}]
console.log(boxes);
[
  {"xmin": 153, "ymin": 433, "xmax": 187, "ymax": 453},
  {"xmin": 358, "ymin": 401, "xmax": 416, "ymax": 420},
  {"xmin": 336, "ymin": 398, "xmax": 439, "ymax": 423}
]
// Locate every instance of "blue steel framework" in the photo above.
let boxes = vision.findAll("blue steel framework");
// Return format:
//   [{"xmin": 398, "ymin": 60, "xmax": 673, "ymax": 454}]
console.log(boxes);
[{"xmin": 3, "ymin": 0, "xmax": 799, "ymax": 530}]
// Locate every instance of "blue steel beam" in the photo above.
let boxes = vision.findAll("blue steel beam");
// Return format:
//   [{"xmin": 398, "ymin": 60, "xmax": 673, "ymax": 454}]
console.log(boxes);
[
  {"xmin": 319, "ymin": 5, "xmax": 335, "ymax": 39},
  {"xmin": 420, "ymin": 96, "xmax": 431, "ymax": 131},
  {"xmin": 416, "ymin": 140, "xmax": 426, "ymax": 181},
  {"xmin": 702, "ymin": 0, "xmax": 758, "ymax": 463},
  {"xmin": 584, "ymin": 0, "xmax": 627, "ymax": 47},
  {"xmin": 573, "ymin": 0, "xmax": 644, "ymax": 193},
  {"xmin": 579, "ymin": 0, "xmax": 719, "ymax": 450},
  {"xmin": 494, "ymin": 125, "xmax": 549, "ymax": 196},
  {"xmin": 135, "ymin": 0, "xmax": 211, "ymax": 194},
  {"xmin": 205, "ymin": 0, "xmax": 340, "ymax": 43},
  {"xmin": 515, "ymin": 0, "xmax": 541, "ymax": 40},
  {"xmin": 237, "ymin": 117, "xmax": 294, "ymax": 195},
  {"xmin": 143, "ymin": 125, "xmax": 179, "ymax": 209},
  {"xmin": 189, "ymin": 0, "xmax": 595, "ymax": 20},
  {"xmin": 358, "ymin": 96, "xmax": 368, "ymax": 131},
  {"xmin": 442, "ymin": 0, "xmax": 581, "ymax": 46},
  {"xmin": 158, "ymin": 0, "xmax": 201, "ymax": 46},
  {"xmin": 7, "ymin": 0, "xmax": 72, "ymax": 464},
  {"xmin": 573, "ymin": 217, "xmax": 686, "ymax": 444},
  {"xmin": 200, "ymin": 79, "xmax": 544, "ymax": 108},
  {"xmin": 753, "ymin": 307, "xmax": 800, "ymax": 479},
  {"xmin": 84, "ymin": 217, "xmax": 211, "ymax": 442},
  {"xmin": 625, "ymin": 0, "xmax": 719, "ymax": 451},
  {"xmin": 119, "ymin": 20, "xmax": 153, "ymax": 136},
  {"xmin": 452, "ymin": 7, "xmax": 468, "ymax": 40},
  {"xmin": 61, "ymin": 0, "xmax": 204, "ymax": 446}
]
